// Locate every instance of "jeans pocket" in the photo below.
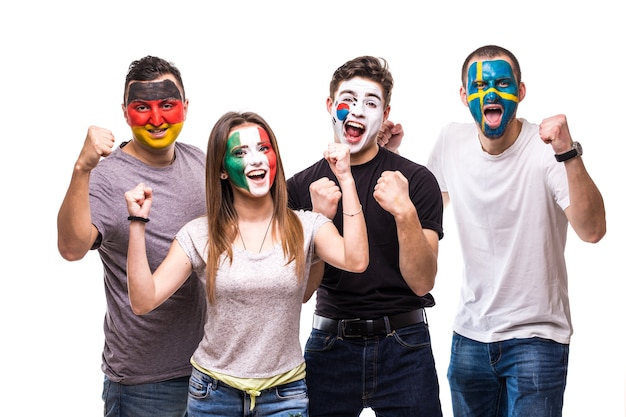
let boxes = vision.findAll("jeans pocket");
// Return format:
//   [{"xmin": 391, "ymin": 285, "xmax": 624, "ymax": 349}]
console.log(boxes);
[
  {"xmin": 304, "ymin": 328, "xmax": 337, "ymax": 353},
  {"xmin": 188, "ymin": 368, "xmax": 211, "ymax": 400},
  {"xmin": 392, "ymin": 323, "xmax": 432, "ymax": 349},
  {"xmin": 275, "ymin": 379, "xmax": 308, "ymax": 400}
]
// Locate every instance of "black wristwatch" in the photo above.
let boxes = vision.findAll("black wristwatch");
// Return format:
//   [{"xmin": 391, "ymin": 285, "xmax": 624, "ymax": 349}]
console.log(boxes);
[{"xmin": 554, "ymin": 141, "xmax": 583, "ymax": 162}]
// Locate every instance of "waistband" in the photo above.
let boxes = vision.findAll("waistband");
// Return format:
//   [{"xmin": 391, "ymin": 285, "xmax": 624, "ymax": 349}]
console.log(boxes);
[{"xmin": 312, "ymin": 309, "xmax": 425, "ymax": 338}]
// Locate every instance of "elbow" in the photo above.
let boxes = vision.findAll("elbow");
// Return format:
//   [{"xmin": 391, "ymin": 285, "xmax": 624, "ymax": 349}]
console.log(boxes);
[
  {"xmin": 349, "ymin": 256, "xmax": 369, "ymax": 273},
  {"xmin": 582, "ymin": 226, "xmax": 606, "ymax": 244},
  {"xmin": 130, "ymin": 303, "xmax": 152, "ymax": 316},
  {"xmin": 57, "ymin": 244, "xmax": 87, "ymax": 262}
]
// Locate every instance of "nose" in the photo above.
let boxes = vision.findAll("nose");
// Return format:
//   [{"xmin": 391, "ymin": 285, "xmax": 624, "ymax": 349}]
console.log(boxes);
[
  {"xmin": 351, "ymin": 100, "xmax": 365, "ymax": 117},
  {"xmin": 149, "ymin": 108, "xmax": 164, "ymax": 127},
  {"xmin": 484, "ymin": 89, "xmax": 500, "ymax": 103},
  {"xmin": 248, "ymin": 149, "xmax": 263, "ymax": 165}
]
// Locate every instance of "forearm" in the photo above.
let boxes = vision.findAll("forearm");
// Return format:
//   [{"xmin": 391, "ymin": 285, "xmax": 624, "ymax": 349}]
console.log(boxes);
[
  {"xmin": 564, "ymin": 158, "xmax": 606, "ymax": 243},
  {"xmin": 57, "ymin": 165, "xmax": 97, "ymax": 260},
  {"xmin": 338, "ymin": 177, "xmax": 368, "ymax": 272},
  {"xmin": 127, "ymin": 222, "xmax": 157, "ymax": 314},
  {"xmin": 396, "ymin": 210, "xmax": 438, "ymax": 296}
]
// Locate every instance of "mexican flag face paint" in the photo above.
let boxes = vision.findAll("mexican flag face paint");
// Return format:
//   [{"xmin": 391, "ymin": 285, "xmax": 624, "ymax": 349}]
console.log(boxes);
[
  {"xmin": 224, "ymin": 126, "xmax": 277, "ymax": 196},
  {"xmin": 125, "ymin": 79, "xmax": 186, "ymax": 149}
]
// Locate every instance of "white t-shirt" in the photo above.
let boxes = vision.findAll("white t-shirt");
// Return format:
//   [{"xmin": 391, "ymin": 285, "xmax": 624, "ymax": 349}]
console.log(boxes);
[{"xmin": 428, "ymin": 119, "xmax": 573, "ymax": 344}]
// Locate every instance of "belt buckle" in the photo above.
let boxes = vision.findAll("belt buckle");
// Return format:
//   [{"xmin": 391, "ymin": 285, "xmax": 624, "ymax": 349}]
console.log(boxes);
[{"xmin": 339, "ymin": 318, "xmax": 361, "ymax": 338}]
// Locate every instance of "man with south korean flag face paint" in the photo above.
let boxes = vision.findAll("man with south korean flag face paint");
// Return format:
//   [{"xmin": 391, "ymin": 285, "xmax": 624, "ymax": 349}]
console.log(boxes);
[
  {"xmin": 288, "ymin": 56, "xmax": 445, "ymax": 417},
  {"xmin": 57, "ymin": 56, "xmax": 206, "ymax": 417},
  {"xmin": 427, "ymin": 45, "xmax": 606, "ymax": 417}
]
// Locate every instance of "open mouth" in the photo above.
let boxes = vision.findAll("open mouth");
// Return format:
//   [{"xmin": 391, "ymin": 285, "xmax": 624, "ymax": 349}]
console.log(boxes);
[
  {"xmin": 344, "ymin": 121, "xmax": 365, "ymax": 143},
  {"xmin": 483, "ymin": 105, "xmax": 503, "ymax": 128},
  {"xmin": 247, "ymin": 169, "xmax": 267, "ymax": 181},
  {"xmin": 148, "ymin": 127, "xmax": 168, "ymax": 138}
]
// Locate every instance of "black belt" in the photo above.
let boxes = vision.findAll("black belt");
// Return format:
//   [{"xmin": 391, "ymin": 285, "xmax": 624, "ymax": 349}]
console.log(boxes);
[{"xmin": 312, "ymin": 309, "xmax": 425, "ymax": 338}]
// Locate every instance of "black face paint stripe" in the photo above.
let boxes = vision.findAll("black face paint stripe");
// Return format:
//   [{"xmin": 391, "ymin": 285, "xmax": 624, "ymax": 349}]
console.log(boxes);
[{"xmin": 127, "ymin": 79, "xmax": 182, "ymax": 103}]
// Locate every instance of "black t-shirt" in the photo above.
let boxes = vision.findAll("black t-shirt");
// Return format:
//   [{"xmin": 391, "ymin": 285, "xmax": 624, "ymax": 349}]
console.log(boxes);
[{"xmin": 288, "ymin": 147, "xmax": 444, "ymax": 319}]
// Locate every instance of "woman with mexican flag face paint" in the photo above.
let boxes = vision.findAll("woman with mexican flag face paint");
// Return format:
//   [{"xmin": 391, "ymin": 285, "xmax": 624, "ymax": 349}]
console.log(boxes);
[
  {"xmin": 124, "ymin": 111, "xmax": 369, "ymax": 417},
  {"xmin": 223, "ymin": 125, "xmax": 277, "ymax": 197}
]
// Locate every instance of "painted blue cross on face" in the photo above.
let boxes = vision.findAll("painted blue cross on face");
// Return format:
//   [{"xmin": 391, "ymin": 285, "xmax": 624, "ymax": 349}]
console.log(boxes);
[{"xmin": 466, "ymin": 59, "xmax": 519, "ymax": 138}]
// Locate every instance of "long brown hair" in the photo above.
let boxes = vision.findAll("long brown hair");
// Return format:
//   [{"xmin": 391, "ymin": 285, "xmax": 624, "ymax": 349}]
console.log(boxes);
[{"xmin": 204, "ymin": 111, "xmax": 305, "ymax": 303}]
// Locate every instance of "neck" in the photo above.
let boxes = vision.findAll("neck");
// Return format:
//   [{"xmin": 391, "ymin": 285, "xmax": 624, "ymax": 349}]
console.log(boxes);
[
  {"xmin": 122, "ymin": 140, "xmax": 176, "ymax": 167},
  {"xmin": 478, "ymin": 118, "xmax": 522, "ymax": 155}
]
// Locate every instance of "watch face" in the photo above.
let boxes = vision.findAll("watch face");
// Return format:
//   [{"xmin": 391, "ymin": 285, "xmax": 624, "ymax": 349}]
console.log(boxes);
[{"xmin": 573, "ymin": 141, "xmax": 583, "ymax": 156}]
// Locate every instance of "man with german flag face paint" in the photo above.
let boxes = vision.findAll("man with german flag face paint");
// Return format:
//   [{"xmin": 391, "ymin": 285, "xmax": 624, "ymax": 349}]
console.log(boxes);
[
  {"xmin": 427, "ymin": 45, "xmax": 606, "ymax": 417},
  {"xmin": 57, "ymin": 56, "xmax": 206, "ymax": 417},
  {"xmin": 124, "ymin": 77, "xmax": 187, "ymax": 149},
  {"xmin": 224, "ymin": 126, "xmax": 277, "ymax": 197}
]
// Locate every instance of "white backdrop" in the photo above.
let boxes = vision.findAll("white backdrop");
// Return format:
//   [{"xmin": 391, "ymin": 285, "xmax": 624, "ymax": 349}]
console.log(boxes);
[{"xmin": 2, "ymin": 1, "xmax": 623, "ymax": 415}]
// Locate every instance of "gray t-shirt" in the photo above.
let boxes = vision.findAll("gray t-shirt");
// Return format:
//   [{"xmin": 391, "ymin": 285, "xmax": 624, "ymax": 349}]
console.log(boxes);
[
  {"xmin": 90, "ymin": 141, "xmax": 207, "ymax": 384},
  {"xmin": 176, "ymin": 210, "xmax": 328, "ymax": 378}
]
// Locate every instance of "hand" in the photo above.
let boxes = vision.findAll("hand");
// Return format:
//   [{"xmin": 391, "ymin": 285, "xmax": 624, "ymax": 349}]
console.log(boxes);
[
  {"xmin": 76, "ymin": 126, "xmax": 115, "ymax": 172},
  {"xmin": 124, "ymin": 183, "xmax": 153, "ymax": 218},
  {"xmin": 539, "ymin": 114, "xmax": 573, "ymax": 154},
  {"xmin": 373, "ymin": 170, "xmax": 413, "ymax": 216},
  {"xmin": 324, "ymin": 143, "xmax": 352, "ymax": 181},
  {"xmin": 377, "ymin": 120, "xmax": 404, "ymax": 153},
  {"xmin": 309, "ymin": 177, "xmax": 341, "ymax": 219}
]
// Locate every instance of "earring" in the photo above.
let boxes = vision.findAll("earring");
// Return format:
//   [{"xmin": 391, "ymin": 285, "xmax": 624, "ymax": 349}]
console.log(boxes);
[{"xmin": 220, "ymin": 173, "xmax": 228, "ymax": 180}]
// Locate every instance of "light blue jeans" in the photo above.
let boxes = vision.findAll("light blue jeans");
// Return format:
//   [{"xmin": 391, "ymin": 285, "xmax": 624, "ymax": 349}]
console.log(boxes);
[
  {"xmin": 187, "ymin": 367, "xmax": 308, "ymax": 417},
  {"xmin": 447, "ymin": 332, "xmax": 569, "ymax": 417},
  {"xmin": 102, "ymin": 375, "xmax": 188, "ymax": 417}
]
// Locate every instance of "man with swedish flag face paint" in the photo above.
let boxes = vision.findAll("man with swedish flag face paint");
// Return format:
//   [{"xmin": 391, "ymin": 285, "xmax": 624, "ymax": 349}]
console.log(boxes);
[
  {"xmin": 427, "ymin": 45, "xmax": 606, "ymax": 417},
  {"xmin": 57, "ymin": 56, "xmax": 207, "ymax": 417}
]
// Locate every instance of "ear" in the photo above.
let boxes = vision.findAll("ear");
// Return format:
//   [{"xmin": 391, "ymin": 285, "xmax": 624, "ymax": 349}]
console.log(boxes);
[
  {"xmin": 326, "ymin": 97, "xmax": 334, "ymax": 114},
  {"xmin": 182, "ymin": 98, "xmax": 189, "ymax": 120},
  {"xmin": 460, "ymin": 86, "xmax": 469, "ymax": 108},
  {"xmin": 383, "ymin": 105, "xmax": 390, "ymax": 121},
  {"xmin": 122, "ymin": 103, "xmax": 131, "ymax": 126},
  {"xmin": 517, "ymin": 81, "xmax": 526, "ymax": 103}
]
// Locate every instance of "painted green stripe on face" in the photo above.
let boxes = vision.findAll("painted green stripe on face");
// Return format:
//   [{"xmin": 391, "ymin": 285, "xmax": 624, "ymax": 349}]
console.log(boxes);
[{"xmin": 224, "ymin": 131, "xmax": 249, "ymax": 191}]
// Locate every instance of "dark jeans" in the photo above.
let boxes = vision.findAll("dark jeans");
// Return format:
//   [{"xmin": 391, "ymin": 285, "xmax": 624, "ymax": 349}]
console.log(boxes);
[{"xmin": 304, "ymin": 322, "xmax": 442, "ymax": 417}]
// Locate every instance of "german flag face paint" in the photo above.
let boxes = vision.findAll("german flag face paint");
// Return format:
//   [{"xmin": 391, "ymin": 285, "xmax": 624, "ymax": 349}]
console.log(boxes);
[
  {"xmin": 466, "ymin": 59, "xmax": 519, "ymax": 139},
  {"xmin": 124, "ymin": 79, "xmax": 186, "ymax": 149},
  {"xmin": 224, "ymin": 126, "xmax": 277, "ymax": 196}
]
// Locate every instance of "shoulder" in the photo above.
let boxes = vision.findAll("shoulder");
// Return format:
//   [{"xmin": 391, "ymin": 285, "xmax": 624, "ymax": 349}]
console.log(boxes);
[{"xmin": 288, "ymin": 159, "xmax": 328, "ymax": 183}]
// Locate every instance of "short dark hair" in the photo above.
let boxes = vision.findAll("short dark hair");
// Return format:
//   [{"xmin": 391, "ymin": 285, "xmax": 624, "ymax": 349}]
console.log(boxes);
[
  {"xmin": 461, "ymin": 45, "xmax": 522, "ymax": 87},
  {"xmin": 124, "ymin": 56, "xmax": 186, "ymax": 103},
  {"xmin": 330, "ymin": 56, "xmax": 394, "ymax": 108}
]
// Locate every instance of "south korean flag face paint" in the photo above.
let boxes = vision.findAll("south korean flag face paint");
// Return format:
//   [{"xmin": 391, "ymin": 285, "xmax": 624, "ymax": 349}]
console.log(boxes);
[{"xmin": 331, "ymin": 78, "xmax": 385, "ymax": 153}]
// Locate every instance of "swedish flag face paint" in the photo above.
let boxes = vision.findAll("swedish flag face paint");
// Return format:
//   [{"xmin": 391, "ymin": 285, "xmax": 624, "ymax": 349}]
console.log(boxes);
[
  {"xmin": 467, "ymin": 59, "xmax": 519, "ymax": 138},
  {"xmin": 224, "ymin": 126, "xmax": 277, "ymax": 196}
]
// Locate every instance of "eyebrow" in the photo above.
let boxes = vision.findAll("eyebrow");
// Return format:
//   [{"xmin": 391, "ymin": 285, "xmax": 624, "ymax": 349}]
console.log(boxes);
[
  {"xmin": 339, "ymin": 89, "xmax": 382, "ymax": 101},
  {"xmin": 127, "ymin": 79, "xmax": 182, "ymax": 103}
]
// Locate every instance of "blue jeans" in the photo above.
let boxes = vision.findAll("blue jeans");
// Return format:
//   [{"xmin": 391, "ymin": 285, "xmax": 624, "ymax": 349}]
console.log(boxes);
[
  {"xmin": 187, "ymin": 367, "xmax": 308, "ymax": 417},
  {"xmin": 103, "ymin": 375, "xmax": 188, "ymax": 417},
  {"xmin": 304, "ymin": 322, "xmax": 442, "ymax": 417},
  {"xmin": 447, "ymin": 332, "xmax": 569, "ymax": 417}
]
